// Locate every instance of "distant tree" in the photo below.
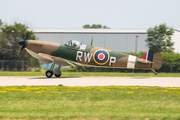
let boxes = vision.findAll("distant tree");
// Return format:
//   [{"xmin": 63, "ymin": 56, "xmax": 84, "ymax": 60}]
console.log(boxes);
[
  {"xmin": 83, "ymin": 24, "xmax": 110, "ymax": 29},
  {"xmin": 0, "ymin": 21, "xmax": 40, "ymax": 70},
  {"xmin": 83, "ymin": 24, "xmax": 91, "ymax": 28},
  {"xmin": 91, "ymin": 24, "xmax": 102, "ymax": 28},
  {"xmin": 145, "ymin": 23, "xmax": 174, "ymax": 52},
  {"xmin": 0, "ymin": 19, "xmax": 3, "ymax": 27},
  {"xmin": 1, "ymin": 22, "xmax": 36, "ymax": 58},
  {"xmin": 102, "ymin": 25, "xmax": 109, "ymax": 29}
]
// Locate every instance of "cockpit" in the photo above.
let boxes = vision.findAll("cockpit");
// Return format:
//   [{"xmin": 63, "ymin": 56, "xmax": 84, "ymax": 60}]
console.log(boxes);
[
  {"xmin": 65, "ymin": 40, "xmax": 81, "ymax": 48},
  {"xmin": 65, "ymin": 40, "xmax": 87, "ymax": 50}
]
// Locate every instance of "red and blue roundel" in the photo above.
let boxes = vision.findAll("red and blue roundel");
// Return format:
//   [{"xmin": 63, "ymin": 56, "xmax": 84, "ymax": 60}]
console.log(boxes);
[{"xmin": 93, "ymin": 49, "xmax": 110, "ymax": 65}]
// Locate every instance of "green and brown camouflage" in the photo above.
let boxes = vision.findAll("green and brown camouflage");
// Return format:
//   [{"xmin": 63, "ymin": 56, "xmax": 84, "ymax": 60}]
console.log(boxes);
[{"xmin": 23, "ymin": 39, "xmax": 163, "ymax": 70}]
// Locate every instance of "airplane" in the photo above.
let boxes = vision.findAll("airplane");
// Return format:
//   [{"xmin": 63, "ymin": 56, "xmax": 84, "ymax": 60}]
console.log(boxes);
[{"xmin": 18, "ymin": 39, "xmax": 163, "ymax": 78}]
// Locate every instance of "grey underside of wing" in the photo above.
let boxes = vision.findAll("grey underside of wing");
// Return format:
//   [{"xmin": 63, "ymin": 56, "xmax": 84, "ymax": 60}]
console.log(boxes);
[
  {"xmin": 38, "ymin": 53, "xmax": 76, "ymax": 66},
  {"xmin": 25, "ymin": 48, "xmax": 75, "ymax": 66}
]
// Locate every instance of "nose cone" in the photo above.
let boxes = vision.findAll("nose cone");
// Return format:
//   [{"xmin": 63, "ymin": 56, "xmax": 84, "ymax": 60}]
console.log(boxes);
[{"xmin": 18, "ymin": 40, "xmax": 26, "ymax": 47}]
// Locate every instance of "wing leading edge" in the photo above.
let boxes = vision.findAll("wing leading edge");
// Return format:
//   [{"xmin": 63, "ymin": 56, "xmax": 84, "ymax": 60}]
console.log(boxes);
[{"xmin": 25, "ymin": 48, "xmax": 76, "ymax": 67}]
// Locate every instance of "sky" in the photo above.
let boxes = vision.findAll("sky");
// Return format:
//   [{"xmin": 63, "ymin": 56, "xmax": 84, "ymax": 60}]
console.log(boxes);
[{"xmin": 1, "ymin": 0, "xmax": 180, "ymax": 30}]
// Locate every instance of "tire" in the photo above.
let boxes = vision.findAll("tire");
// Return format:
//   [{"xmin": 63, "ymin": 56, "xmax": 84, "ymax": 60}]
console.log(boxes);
[
  {"xmin": 46, "ymin": 70, "xmax": 53, "ymax": 78},
  {"xmin": 55, "ymin": 73, "xmax": 61, "ymax": 77}
]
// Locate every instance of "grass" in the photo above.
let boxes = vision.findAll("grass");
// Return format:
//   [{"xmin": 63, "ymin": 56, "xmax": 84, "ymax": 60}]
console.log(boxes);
[
  {"xmin": 0, "ymin": 72, "xmax": 180, "ymax": 77},
  {"xmin": 0, "ymin": 86, "xmax": 180, "ymax": 120}
]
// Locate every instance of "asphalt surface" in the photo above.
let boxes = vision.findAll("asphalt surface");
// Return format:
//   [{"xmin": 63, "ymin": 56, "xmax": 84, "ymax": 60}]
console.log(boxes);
[{"xmin": 0, "ymin": 77, "xmax": 180, "ymax": 87}]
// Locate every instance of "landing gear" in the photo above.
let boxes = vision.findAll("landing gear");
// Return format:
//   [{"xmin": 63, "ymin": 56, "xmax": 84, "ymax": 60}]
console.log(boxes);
[
  {"xmin": 151, "ymin": 68, "xmax": 158, "ymax": 75},
  {"xmin": 54, "ymin": 65, "xmax": 61, "ymax": 77},
  {"xmin": 46, "ymin": 70, "xmax": 53, "ymax": 78},
  {"xmin": 45, "ymin": 63, "xmax": 62, "ymax": 78}
]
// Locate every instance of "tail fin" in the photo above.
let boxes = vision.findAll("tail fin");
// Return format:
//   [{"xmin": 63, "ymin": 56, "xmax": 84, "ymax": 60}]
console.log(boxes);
[
  {"xmin": 141, "ymin": 49, "xmax": 154, "ymax": 62},
  {"xmin": 150, "ymin": 45, "xmax": 163, "ymax": 70},
  {"xmin": 136, "ymin": 45, "xmax": 163, "ymax": 70},
  {"xmin": 139, "ymin": 45, "xmax": 163, "ymax": 69}
]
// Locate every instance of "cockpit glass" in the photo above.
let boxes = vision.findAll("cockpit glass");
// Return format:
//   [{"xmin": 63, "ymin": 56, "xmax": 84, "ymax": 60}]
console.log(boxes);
[{"xmin": 65, "ymin": 40, "xmax": 81, "ymax": 48}]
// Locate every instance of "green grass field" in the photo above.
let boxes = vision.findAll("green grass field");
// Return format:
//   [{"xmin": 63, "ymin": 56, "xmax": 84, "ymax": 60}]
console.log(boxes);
[
  {"xmin": 0, "ymin": 86, "xmax": 180, "ymax": 120},
  {"xmin": 0, "ymin": 72, "xmax": 180, "ymax": 77}
]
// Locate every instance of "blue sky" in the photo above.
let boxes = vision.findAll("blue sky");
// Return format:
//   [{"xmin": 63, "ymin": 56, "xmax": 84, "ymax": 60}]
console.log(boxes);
[{"xmin": 1, "ymin": 0, "xmax": 180, "ymax": 30}]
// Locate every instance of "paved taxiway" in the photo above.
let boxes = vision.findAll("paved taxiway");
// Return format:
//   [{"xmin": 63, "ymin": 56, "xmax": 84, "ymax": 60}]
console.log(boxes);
[{"xmin": 0, "ymin": 77, "xmax": 180, "ymax": 87}]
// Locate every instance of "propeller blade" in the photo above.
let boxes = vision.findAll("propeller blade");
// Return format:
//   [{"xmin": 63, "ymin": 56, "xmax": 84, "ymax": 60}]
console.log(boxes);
[
  {"xmin": 18, "ymin": 30, "xmax": 27, "ymax": 57},
  {"xmin": 24, "ymin": 31, "xmax": 27, "ymax": 40},
  {"xmin": 18, "ymin": 46, "xmax": 24, "ymax": 56}
]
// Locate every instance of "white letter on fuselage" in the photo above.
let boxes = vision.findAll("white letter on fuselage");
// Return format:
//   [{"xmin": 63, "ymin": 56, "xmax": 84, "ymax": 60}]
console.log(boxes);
[
  {"xmin": 76, "ymin": 51, "xmax": 83, "ymax": 61},
  {"xmin": 109, "ymin": 57, "xmax": 116, "ymax": 66},
  {"xmin": 84, "ymin": 52, "xmax": 93, "ymax": 62}
]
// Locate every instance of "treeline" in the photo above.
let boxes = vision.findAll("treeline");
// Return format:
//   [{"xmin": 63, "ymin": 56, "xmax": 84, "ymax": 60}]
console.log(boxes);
[
  {"xmin": 62, "ymin": 52, "xmax": 180, "ymax": 73},
  {"xmin": 0, "ymin": 20, "xmax": 40, "ymax": 71}
]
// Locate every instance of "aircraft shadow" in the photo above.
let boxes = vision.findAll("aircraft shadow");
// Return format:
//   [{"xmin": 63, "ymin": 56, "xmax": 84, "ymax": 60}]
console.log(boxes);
[
  {"xmin": 28, "ymin": 77, "xmax": 81, "ymax": 79},
  {"xmin": 130, "ymin": 77, "xmax": 149, "ymax": 79}
]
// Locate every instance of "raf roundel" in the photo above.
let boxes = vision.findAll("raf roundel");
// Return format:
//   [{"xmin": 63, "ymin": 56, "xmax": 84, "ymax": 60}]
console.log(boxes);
[
  {"xmin": 98, "ymin": 53, "xmax": 105, "ymax": 60},
  {"xmin": 93, "ymin": 49, "xmax": 110, "ymax": 65}
]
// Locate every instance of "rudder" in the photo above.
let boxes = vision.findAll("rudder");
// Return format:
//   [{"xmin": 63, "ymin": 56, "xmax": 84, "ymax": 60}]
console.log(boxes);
[{"xmin": 150, "ymin": 45, "xmax": 163, "ymax": 70}]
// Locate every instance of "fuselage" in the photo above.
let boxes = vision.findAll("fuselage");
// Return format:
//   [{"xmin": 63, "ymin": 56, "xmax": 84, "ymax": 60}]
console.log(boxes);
[{"xmin": 25, "ymin": 40, "xmax": 151, "ymax": 69}]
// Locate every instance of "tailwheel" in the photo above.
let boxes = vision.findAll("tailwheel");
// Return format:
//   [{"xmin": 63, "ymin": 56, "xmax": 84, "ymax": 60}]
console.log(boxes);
[
  {"xmin": 151, "ymin": 68, "xmax": 158, "ymax": 75},
  {"xmin": 46, "ymin": 70, "xmax": 53, "ymax": 78}
]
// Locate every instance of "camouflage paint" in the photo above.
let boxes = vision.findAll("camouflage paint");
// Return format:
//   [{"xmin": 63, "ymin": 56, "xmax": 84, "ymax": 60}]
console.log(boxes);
[{"xmin": 24, "ymin": 40, "xmax": 163, "ymax": 70}]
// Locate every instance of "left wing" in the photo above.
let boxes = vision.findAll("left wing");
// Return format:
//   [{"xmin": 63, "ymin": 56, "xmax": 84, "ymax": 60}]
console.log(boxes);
[
  {"xmin": 38, "ymin": 53, "xmax": 76, "ymax": 67},
  {"xmin": 25, "ymin": 48, "xmax": 76, "ymax": 67}
]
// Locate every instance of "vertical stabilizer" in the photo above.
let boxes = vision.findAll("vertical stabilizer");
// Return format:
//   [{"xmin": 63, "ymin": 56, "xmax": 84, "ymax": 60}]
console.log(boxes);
[{"xmin": 150, "ymin": 45, "xmax": 163, "ymax": 70}]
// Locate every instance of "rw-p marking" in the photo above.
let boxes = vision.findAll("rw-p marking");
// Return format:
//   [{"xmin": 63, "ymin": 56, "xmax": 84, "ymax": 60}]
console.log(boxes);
[{"xmin": 76, "ymin": 50, "xmax": 117, "ymax": 66}]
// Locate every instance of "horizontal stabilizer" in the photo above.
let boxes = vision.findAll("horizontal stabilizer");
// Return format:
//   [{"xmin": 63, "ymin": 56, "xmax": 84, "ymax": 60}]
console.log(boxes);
[{"xmin": 137, "ymin": 59, "xmax": 154, "ymax": 64}]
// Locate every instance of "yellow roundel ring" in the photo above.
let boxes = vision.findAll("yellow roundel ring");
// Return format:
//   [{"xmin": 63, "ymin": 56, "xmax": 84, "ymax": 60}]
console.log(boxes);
[{"xmin": 93, "ymin": 49, "xmax": 110, "ymax": 65}]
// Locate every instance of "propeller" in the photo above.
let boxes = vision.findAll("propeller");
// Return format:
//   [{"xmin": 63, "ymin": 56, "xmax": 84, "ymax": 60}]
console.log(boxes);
[
  {"xmin": 18, "ymin": 41, "xmax": 25, "ymax": 56},
  {"xmin": 18, "ymin": 32, "xmax": 27, "ymax": 56}
]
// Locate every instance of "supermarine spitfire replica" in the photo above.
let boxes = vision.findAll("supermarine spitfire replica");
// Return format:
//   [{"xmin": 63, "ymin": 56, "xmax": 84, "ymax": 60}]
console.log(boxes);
[{"xmin": 18, "ymin": 39, "xmax": 163, "ymax": 78}]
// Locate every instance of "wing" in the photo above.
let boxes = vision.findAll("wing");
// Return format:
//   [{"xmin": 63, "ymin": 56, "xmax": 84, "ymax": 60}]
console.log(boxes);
[
  {"xmin": 38, "ymin": 53, "xmax": 76, "ymax": 67},
  {"xmin": 25, "ymin": 48, "xmax": 76, "ymax": 67}
]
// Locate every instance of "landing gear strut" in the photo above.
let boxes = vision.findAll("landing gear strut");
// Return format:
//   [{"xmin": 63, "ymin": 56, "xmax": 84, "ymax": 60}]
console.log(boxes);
[
  {"xmin": 45, "ymin": 63, "xmax": 62, "ymax": 78},
  {"xmin": 151, "ymin": 68, "xmax": 158, "ymax": 75}
]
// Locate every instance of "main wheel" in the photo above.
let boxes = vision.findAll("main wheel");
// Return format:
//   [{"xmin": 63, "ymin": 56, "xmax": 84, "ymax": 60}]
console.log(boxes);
[
  {"xmin": 55, "ymin": 73, "xmax": 61, "ymax": 77},
  {"xmin": 46, "ymin": 70, "xmax": 53, "ymax": 78}
]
